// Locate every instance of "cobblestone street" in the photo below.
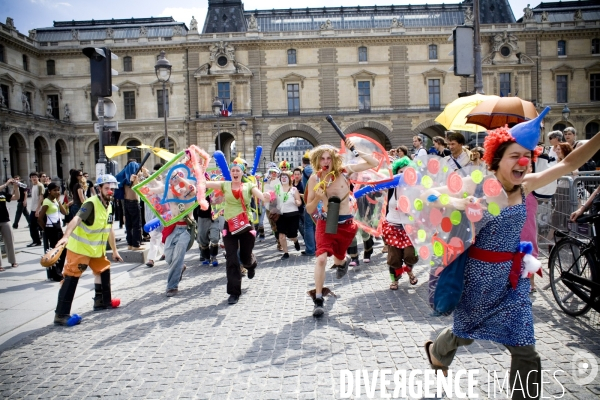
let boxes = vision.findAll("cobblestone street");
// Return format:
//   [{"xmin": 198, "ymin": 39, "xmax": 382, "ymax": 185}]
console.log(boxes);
[{"xmin": 0, "ymin": 225, "xmax": 599, "ymax": 399}]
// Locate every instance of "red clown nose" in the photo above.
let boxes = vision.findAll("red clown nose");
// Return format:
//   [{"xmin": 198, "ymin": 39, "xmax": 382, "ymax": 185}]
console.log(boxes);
[
  {"xmin": 517, "ymin": 157, "xmax": 530, "ymax": 166},
  {"xmin": 107, "ymin": 190, "xmax": 114, "ymax": 196}
]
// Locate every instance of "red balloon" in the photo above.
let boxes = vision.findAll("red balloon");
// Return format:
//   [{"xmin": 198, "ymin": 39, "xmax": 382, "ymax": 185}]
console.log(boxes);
[{"xmin": 441, "ymin": 217, "xmax": 452, "ymax": 233}]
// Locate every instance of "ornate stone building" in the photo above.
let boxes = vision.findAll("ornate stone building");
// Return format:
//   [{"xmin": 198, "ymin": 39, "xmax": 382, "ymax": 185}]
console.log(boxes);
[{"xmin": 1, "ymin": 0, "xmax": 599, "ymax": 181}]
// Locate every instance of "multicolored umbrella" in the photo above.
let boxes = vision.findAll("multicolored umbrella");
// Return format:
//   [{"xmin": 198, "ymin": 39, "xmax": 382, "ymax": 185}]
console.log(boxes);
[
  {"xmin": 435, "ymin": 94, "xmax": 499, "ymax": 133},
  {"xmin": 466, "ymin": 97, "xmax": 538, "ymax": 129}
]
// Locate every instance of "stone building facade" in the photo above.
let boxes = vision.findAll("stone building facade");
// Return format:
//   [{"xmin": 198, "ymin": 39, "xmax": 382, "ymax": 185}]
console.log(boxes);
[{"xmin": 1, "ymin": 0, "xmax": 599, "ymax": 182}]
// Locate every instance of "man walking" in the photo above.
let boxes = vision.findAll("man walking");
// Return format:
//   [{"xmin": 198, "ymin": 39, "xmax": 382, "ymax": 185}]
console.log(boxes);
[
  {"xmin": 27, "ymin": 172, "xmax": 44, "ymax": 247},
  {"xmin": 116, "ymin": 159, "xmax": 144, "ymax": 251},
  {"xmin": 12, "ymin": 175, "xmax": 29, "ymax": 229}
]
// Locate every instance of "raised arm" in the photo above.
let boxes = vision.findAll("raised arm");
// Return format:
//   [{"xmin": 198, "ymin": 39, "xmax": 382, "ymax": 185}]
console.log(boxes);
[
  {"xmin": 251, "ymin": 185, "xmax": 270, "ymax": 203},
  {"xmin": 524, "ymin": 133, "xmax": 600, "ymax": 193},
  {"xmin": 342, "ymin": 138, "xmax": 379, "ymax": 174}
]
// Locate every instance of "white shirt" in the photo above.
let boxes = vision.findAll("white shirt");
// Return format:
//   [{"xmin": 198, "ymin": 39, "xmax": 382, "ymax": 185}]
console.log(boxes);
[
  {"xmin": 386, "ymin": 189, "xmax": 411, "ymax": 225},
  {"xmin": 445, "ymin": 149, "xmax": 472, "ymax": 170},
  {"xmin": 280, "ymin": 187, "xmax": 299, "ymax": 213}
]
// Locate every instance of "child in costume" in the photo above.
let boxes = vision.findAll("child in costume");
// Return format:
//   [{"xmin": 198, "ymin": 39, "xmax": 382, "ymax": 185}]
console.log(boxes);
[
  {"xmin": 305, "ymin": 140, "xmax": 379, "ymax": 317},
  {"xmin": 424, "ymin": 108, "xmax": 600, "ymax": 398},
  {"xmin": 382, "ymin": 156, "xmax": 418, "ymax": 289}
]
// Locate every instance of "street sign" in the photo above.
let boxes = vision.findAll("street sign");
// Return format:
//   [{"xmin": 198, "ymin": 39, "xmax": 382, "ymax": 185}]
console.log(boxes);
[
  {"xmin": 94, "ymin": 121, "xmax": 118, "ymax": 134},
  {"xmin": 94, "ymin": 97, "xmax": 117, "ymax": 120},
  {"xmin": 95, "ymin": 162, "xmax": 106, "ymax": 179}
]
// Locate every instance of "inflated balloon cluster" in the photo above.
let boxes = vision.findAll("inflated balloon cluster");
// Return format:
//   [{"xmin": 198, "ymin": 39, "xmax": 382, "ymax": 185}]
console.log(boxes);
[{"xmin": 394, "ymin": 155, "xmax": 508, "ymax": 274}]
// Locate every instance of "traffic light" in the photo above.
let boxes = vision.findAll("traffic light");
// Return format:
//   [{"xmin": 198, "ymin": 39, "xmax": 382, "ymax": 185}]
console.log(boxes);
[
  {"xmin": 102, "ymin": 129, "xmax": 121, "ymax": 146},
  {"xmin": 453, "ymin": 26, "xmax": 474, "ymax": 77},
  {"xmin": 82, "ymin": 47, "xmax": 119, "ymax": 97}
]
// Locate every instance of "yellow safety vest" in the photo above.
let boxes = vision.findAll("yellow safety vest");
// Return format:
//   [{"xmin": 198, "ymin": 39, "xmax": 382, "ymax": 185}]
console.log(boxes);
[{"xmin": 66, "ymin": 196, "xmax": 113, "ymax": 258}]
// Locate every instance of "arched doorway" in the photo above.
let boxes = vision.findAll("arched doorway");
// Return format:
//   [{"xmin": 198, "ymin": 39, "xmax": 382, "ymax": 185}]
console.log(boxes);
[
  {"xmin": 34, "ymin": 136, "xmax": 50, "ymax": 174},
  {"xmin": 215, "ymin": 132, "xmax": 235, "ymax": 161},
  {"xmin": 8, "ymin": 132, "xmax": 27, "ymax": 178},
  {"xmin": 553, "ymin": 123, "xmax": 567, "ymax": 132},
  {"xmin": 270, "ymin": 129, "xmax": 319, "ymax": 164},
  {"xmin": 350, "ymin": 128, "xmax": 392, "ymax": 150},
  {"xmin": 55, "ymin": 139, "xmax": 68, "ymax": 180},
  {"xmin": 126, "ymin": 139, "xmax": 142, "ymax": 162},
  {"xmin": 273, "ymin": 137, "xmax": 314, "ymax": 170},
  {"xmin": 585, "ymin": 121, "xmax": 599, "ymax": 139}
]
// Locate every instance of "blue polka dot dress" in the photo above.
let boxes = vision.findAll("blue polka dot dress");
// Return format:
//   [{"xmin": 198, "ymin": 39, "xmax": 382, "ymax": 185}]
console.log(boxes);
[{"xmin": 452, "ymin": 190, "xmax": 535, "ymax": 347}]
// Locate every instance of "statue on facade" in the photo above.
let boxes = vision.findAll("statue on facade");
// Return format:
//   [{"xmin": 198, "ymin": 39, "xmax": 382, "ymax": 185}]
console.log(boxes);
[
  {"xmin": 209, "ymin": 41, "xmax": 226, "ymax": 61},
  {"xmin": 139, "ymin": 26, "xmax": 147, "ymax": 37},
  {"xmin": 391, "ymin": 17, "xmax": 403, "ymax": 28},
  {"xmin": 574, "ymin": 9, "xmax": 583, "ymax": 21},
  {"xmin": 464, "ymin": 7, "xmax": 474, "ymax": 25},
  {"xmin": 106, "ymin": 27, "xmax": 114, "ymax": 39},
  {"xmin": 28, "ymin": 29, "xmax": 36, "ymax": 39},
  {"xmin": 225, "ymin": 43, "xmax": 235, "ymax": 61},
  {"xmin": 5, "ymin": 17, "xmax": 14, "ymax": 30},
  {"xmin": 320, "ymin": 19, "xmax": 333, "ymax": 30},
  {"xmin": 190, "ymin": 16, "xmax": 198, "ymax": 31},
  {"xmin": 247, "ymin": 14, "xmax": 258, "ymax": 30},
  {"xmin": 63, "ymin": 104, "xmax": 70, "ymax": 121},
  {"xmin": 71, "ymin": 29, "xmax": 79, "ymax": 41},
  {"xmin": 523, "ymin": 4, "xmax": 534, "ymax": 21},
  {"xmin": 46, "ymin": 98, "xmax": 53, "ymax": 118},
  {"xmin": 0, "ymin": 91, "xmax": 5, "ymax": 107},
  {"xmin": 22, "ymin": 93, "xmax": 30, "ymax": 113},
  {"xmin": 541, "ymin": 11, "xmax": 549, "ymax": 22}
]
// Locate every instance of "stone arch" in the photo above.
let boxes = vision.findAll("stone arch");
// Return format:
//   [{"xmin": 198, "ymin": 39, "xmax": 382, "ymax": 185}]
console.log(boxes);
[
  {"xmin": 584, "ymin": 119, "xmax": 600, "ymax": 140},
  {"xmin": 8, "ymin": 131, "xmax": 28, "ymax": 178},
  {"xmin": 412, "ymin": 119, "xmax": 446, "ymax": 138},
  {"xmin": 55, "ymin": 138, "xmax": 69, "ymax": 180},
  {"xmin": 215, "ymin": 131, "xmax": 236, "ymax": 162},
  {"xmin": 34, "ymin": 135, "xmax": 51, "ymax": 174},
  {"xmin": 269, "ymin": 124, "xmax": 320, "ymax": 161},
  {"xmin": 153, "ymin": 136, "xmax": 177, "ymax": 166},
  {"xmin": 343, "ymin": 120, "xmax": 393, "ymax": 149}
]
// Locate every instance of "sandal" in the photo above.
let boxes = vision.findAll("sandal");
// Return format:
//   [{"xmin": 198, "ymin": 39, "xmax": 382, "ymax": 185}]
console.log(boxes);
[
  {"xmin": 389, "ymin": 281, "xmax": 398, "ymax": 290},
  {"xmin": 11, "ymin": 263, "xmax": 18, "ymax": 268},
  {"xmin": 424, "ymin": 340, "xmax": 448, "ymax": 377},
  {"xmin": 408, "ymin": 273, "xmax": 418, "ymax": 285}
]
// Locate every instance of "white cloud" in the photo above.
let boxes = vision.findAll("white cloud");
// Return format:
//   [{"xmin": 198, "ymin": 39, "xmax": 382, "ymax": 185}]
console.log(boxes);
[
  {"xmin": 159, "ymin": 7, "xmax": 207, "ymax": 27},
  {"xmin": 28, "ymin": 0, "xmax": 70, "ymax": 7}
]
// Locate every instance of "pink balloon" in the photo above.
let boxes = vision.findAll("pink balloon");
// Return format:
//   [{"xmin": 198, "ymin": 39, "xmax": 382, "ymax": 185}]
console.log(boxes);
[
  {"xmin": 429, "ymin": 208, "xmax": 443, "ymax": 226},
  {"xmin": 427, "ymin": 158, "xmax": 440, "ymax": 174},
  {"xmin": 447, "ymin": 172, "xmax": 463, "ymax": 194}
]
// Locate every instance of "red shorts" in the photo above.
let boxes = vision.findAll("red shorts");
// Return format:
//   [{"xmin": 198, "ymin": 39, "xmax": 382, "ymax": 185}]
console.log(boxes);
[{"xmin": 316, "ymin": 219, "xmax": 358, "ymax": 260}]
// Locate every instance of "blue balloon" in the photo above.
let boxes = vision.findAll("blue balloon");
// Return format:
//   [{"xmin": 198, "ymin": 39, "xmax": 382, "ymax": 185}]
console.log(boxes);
[
  {"xmin": 354, "ymin": 174, "xmax": 402, "ymax": 199},
  {"xmin": 251, "ymin": 146, "xmax": 262, "ymax": 175},
  {"xmin": 144, "ymin": 217, "xmax": 162, "ymax": 233},
  {"xmin": 213, "ymin": 151, "xmax": 231, "ymax": 181}
]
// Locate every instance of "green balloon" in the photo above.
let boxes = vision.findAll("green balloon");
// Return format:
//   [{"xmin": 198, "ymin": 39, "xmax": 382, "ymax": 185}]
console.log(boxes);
[
  {"xmin": 421, "ymin": 176, "xmax": 433, "ymax": 188},
  {"xmin": 418, "ymin": 229, "xmax": 426, "ymax": 241},
  {"xmin": 414, "ymin": 199, "xmax": 423, "ymax": 211},
  {"xmin": 450, "ymin": 210, "xmax": 462, "ymax": 225},
  {"xmin": 471, "ymin": 169, "xmax": 484, "ymax": 184},
  {"xmin": 433, "ymin": 241, "xmax": 444, "ymax": 257},
  {"xmin": 439, "ymin": 194, "xmax": 450, "ymax": 205},
  {"xmin": 488, "ymin": 202, "xmax": 501, "ymax": 216}
]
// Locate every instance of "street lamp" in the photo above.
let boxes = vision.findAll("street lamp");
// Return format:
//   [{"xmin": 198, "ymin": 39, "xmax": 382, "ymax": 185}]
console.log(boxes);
[
  {"xmin": 212, "ymin": 97, "xmax": 223, "ymax": 151},
  {"xmin": 239, "ymin": 119, "xmax": 247, "ymax": 159},
  {"xmin": 80, "ymin": 162, "xmax": 84, "ymax": 172},
  {"xmin": 562, "ymin": 104, "xmax": 571, "ymax": 121},
  {"xmin": 2, "ymin": 157, "xmax": 7, "ymax": 182},
  {"xmin": 155, "ymin": 50, "xmax": 172, "ymax": 150}
]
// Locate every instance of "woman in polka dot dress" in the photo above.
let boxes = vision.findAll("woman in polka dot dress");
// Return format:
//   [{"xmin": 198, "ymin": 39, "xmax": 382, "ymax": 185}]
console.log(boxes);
[
  {"xmin": 382, "ymin": 157, "xmax": 418, "ymax": 290},
  {"xmin": 425, "ymin": 109, "xmax": 600, "ymax": 399}
]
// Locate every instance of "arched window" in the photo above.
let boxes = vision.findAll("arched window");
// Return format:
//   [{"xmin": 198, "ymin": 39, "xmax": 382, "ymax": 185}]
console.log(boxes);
[
  {"xmin": 287, "ymin": 49, "xmax": 296, "ymax": 65},
  {"xmin": 429, "ymin": 44, "xmax": 438, "ymax": 60},
  {"xmin": 557, "ymin": 40, "xmax": 566, "ymax": 56},
  {"xmin": 123, "ymin": 56, "xmax": 132, "ymax": 72},
  {"xmin": 46, "ymin": 60, "xmax": 55, "ymax": 75},
  {"xmin": 126, "ymin": 139, "xmax": 142, "ymax": 162},
  {"xmin": 22, "ymin": 54, "xmax": 29, "ymax": 71},
  {"xmin": 358, "ymin": 46, "xmax": 368, "ymax": 62},
  {"xmin": 553, "ymin": 123, "xmax": 567, "ymax": 132},
  {"xmin": 585, "ymin": 122, "xmax": 599, "ymax": 140},
  {"xmin": 592, "ymin": 38, "xmax": 600, "ymax": 54}
]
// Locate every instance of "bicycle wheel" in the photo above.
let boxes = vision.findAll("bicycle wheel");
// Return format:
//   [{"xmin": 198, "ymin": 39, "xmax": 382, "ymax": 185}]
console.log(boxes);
[{"xmin": 549, "ymin": 238, "xmax": 593, "ymax": 316}]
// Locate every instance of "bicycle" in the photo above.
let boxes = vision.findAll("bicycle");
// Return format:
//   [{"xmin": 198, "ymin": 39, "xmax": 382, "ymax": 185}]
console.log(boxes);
[{"xmin": 548, "ymin": 213, "xmax": 600, "ymax": 317}]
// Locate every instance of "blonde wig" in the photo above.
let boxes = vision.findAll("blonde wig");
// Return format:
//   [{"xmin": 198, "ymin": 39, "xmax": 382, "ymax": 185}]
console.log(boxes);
[{"xmin": 309, "ymin": 145, "xmax": 344, "ymax": 175}]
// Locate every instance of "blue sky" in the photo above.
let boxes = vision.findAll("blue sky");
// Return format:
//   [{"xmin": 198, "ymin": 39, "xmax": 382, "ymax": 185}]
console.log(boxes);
[{"xmin": 2, "ymin": 0, "xmax": 533, "ymax": 34}]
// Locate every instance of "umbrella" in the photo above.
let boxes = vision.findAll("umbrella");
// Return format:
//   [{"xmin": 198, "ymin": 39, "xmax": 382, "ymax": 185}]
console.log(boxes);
[
  {"xmin": 104, "ymin": 144, "xmax": 176, "ymax": 161},
  {"xmin": 465, "ymin": 97, "xmax": 538, "ymax": 130},
  {"xmin": 435, "ymin": 94, "xmax": 499, "ymax": 133}
]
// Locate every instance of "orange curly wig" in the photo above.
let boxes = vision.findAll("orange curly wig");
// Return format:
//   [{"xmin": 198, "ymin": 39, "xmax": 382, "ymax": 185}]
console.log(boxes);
[{"xmin": 483, "ymin": 125, "xmax": 541, "ymax": 168}]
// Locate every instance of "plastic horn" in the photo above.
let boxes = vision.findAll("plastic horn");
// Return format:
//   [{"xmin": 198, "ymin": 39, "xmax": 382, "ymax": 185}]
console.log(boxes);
[
  {"xmin": 213, "ymin": 151, "xmax": 231, "ymax": 181},
  {"xmin": 251, "ymin": 146, "xmax": 263, "ymax": 175},
  {"xmin": 326, "ymin": 115, "xmax": 359, "ymax": 157},
  {"xmin": 353, "ymin": 174, "xmax": 402, "ymax": 199},
  {"xmin": 136, "ymin": 151, "xmax": 152, "ymax": 175}
]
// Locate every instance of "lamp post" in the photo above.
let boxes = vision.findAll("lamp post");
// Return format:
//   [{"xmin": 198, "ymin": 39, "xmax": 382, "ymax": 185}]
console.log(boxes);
[
  {"xmin": 562, "ymin": 104, "xmax": 571, "ymax": 121},
  {"xmin": 239, "ymin": 119, "xmax": 248, "ymax": 160},
  {"xmin": 80, "ymin": 162, "xmax": 84, "ymax": 172},
  {"xmin": 212, "ymin": 97, "xmax": 223, "ymax": 151},
  {"xmin": 2, "ymin": 157, "xmax": 7, "ymax": 182},
  {"xmin": 155, "ymin": 50, "xmax": 172, "ymax": 150}
]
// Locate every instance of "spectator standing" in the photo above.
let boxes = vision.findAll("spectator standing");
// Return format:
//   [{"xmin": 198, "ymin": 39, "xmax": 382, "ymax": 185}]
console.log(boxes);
[
  {"xmin": 0, "ymin": 178, "xmax": 20, "ymax": 270},
  {"xmin": 470, "ymin": 147, "xmax": 486, "ymax": 168},
  {"xmin": 292, "ymin": 167, "xmax": 305, "ymax": 240},
  {"xmin": 412, "ymin": 136, "xmax": 427, "ymax": 158},
  {"xmin": 83, "ymin": 172, "xmax": 96, "ymax": 198},
  {"xmin": 27, "ymin": 172, "xmax": 45, "ymax": 247},
  {"xmin": 432, "ymin": 136, "xmax": 451, "ymax": 157},
  {"xmin": 69, "ymin": 170, "xmax": 87, "ymax": 221},
  {"xmin": 547, "ymin": 131, "xmax": 563, "ymax": 161},
  {"xmin": 38, "ymin": 182, "xmax": 69, "ymax": 281},
  {"xmin": 445, "ymin": 132, "xmax": 472, "ymax": 170},
  {"xmin": 116, "ymin": 159, "xmax": 144, "ymax": 251},
  {"xmin": 11, "ymin": 175, "xmax": 29, "ymax": 229},
  {"xmin": 396, "ymin": 146, "xmax": 410, "ymax": 159},
  {"xmin": 301, "ymin": 154, "xmax": 315, "ymax": 256}
]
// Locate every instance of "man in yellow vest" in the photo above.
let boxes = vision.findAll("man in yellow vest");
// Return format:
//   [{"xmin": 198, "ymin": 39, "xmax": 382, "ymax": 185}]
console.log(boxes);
[{"xmin": 53, "ymin": 174, "xmax": 123, "ymax": 326}]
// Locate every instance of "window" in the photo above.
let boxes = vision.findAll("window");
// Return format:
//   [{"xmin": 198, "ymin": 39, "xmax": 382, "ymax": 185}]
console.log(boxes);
[
  {"xmin": 158, "ymin": 138, "xmax": 175, "ymax": 153},
  {"xmin": 217, "ymin": 82, "xmax": 230, "ymax": 100},
  {"xmin": 0, "ymin": 45, "xmax": 5, "ymax": 63},
  {"xmin": 592, "ymin": 39, "xmax": 599, "ymax": 54},
  {"xmin": 123, "ymin": 91, "xmax": 136, "ymax": 119},
  {"xmin": 157, "ymin": 89, "xmax": 169, "ymax": 118},
  {"xmin": 558, "ymin": 40, "xmax": 566, "ymax": 56},
  {"xmin": 557, "ymin": 75, "xmax": 568, "ymax": 103},
  {"xmin": 47, "ymin": 95, "xmax": 59, "ymax": 119},
  {"xmin": 46, "ymin": 60, "xmax": 55, "ymax": 75},
  {"xmin": 126, "ymin": 140, "xmax": 141, "ymax": 162},
  {"xmin": 592, "ymin": 74, "xmax": 600, "ymax": 101},
  {"xmin": 22, "ymin": 54, "xmax": 29, "ymax": 71},
  {"xmin": 586, "ymin": 122, "xmax": 599, "ymax": 139},
  {"xmin": 428, "ymin": 79, "xmax": 440, "ymax": 111},
  {"xmin": 359, "ymin": 46, "xmax": 368, "ymax": 62},
  {"xmin": 499, "ymin": 73, "xmax": 511, "ymax": 97},
  {"xmin": 429, "ymin": 44, "xmax": 438, "ymax": 60},
  {"xmin": 358, "ymin": 81, "xmax": 371, "ymax": 113},
  {"xmin": 90, "ymin": 95, "xmax": 98, "ymax": 121},
  {"xmin": 553, "ymin": 123, "xmax": 566, "ymax": 132},
  {"xmin": 287, "ymin": 49, "xmax": 296, "ymax": 65},
  {"xmin": 287, "ymin": 83, "xmax": 300, "ymax": 115},
  {"xmin": 123, "ymin": 56, "xmax": 132, "ymax": 72},
  {"xmin": 0, "ymin": 84, "xmax": 9, "ymax": 108}
]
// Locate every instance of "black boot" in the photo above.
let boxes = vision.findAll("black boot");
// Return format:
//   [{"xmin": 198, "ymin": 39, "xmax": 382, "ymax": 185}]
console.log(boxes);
[
  {"xmin": 363, "ymin": 236, "xmax": 374, "ymax": 262},
  {"xmin": 313, "ymin": 297, "xmax": 325, "ymax": 317},
  {"xmin": 200, "ymin": 246, "xmax": 210, "ymax": 264},
  {"xmin": 93, "ymin": 283, "xmax": 104, "ymax": 310},
  {"xmin": 54, "ymin": 276, "xmax": 81, "ymax": 326},
  {"xmin": 98, "ymin": 269, "xmax": 119, "ymax": 310}
]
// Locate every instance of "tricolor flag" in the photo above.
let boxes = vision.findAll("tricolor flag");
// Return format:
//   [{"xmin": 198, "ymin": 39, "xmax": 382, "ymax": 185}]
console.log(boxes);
[{"xmin": 221, "ymin": 100, "xmax": 233, "ymax": 117}]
